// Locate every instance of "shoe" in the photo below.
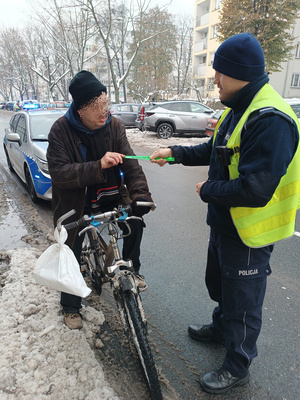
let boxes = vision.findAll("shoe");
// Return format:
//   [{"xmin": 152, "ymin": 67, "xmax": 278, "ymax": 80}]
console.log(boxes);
[
  {"xmin": 200, "ymin": 366, "xmax": 249, "ymax": 394},
  {"xmin": 64, "ymin": 312, "xmax": 83, "ymax": 330},
  {"xmin": 188, "ymin": 324, "xmax": 226, "ymax": 346},
  {"xmin": 135, "ymin": 274, "xmax": 148, "ymax": 292}
]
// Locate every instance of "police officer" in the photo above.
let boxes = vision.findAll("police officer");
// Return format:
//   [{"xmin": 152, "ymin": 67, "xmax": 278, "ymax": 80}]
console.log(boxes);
[{"xmin": 150, "ymin": 33, "xmax": 300, "ymax": 394}]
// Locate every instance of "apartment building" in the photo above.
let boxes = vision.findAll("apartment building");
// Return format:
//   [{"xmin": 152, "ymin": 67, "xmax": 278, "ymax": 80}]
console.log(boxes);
[
  {"xmin": 192, "ymin": 0, "xmax": 222, "ymax": 99},
  {"xmin": 268, "ymin": 19, "xmax": 300, "ymax": 99},
  {"xmin": 192, "ymin": 0, "xmax": 300, "ymax": 99}
]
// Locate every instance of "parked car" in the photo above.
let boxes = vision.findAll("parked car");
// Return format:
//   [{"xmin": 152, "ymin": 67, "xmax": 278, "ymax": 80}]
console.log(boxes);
[
  {"xmin": 20, "ymin": 99, "xmax": 40, "ymax": 110},
  {"xmin": 0, "ymin": 101, "xmax": 6, "ymax": 109},
  {"xmin": 110, "ymin": 103, "xmax": 140, "ymax": 127},
  {"xmin": 3, "ymin": 109, "xmax": 65, "ymax": 202},
  {"xmin": 144, "ymin": 100, "xmax": 214, "ymax": 139},
  {"xmin": 5, "ymin": 101, "xmax": 16, "ymax": 111},
  {"xmin": 135, "ymin": 103, "xmax": 158, "ymax": 131},
  {"xmin": 285, "ymin": 98, "xmax": 300, "ymax": 122},
  {"xmin": 205, "ymin": 109, "xmax": 226, "ymax": 137}
]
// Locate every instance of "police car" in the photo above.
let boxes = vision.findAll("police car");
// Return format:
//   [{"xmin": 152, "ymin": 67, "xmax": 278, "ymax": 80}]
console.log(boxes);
[{"xmin": 3, "ymin": 109, "xmax": 64, "ymax": 202}]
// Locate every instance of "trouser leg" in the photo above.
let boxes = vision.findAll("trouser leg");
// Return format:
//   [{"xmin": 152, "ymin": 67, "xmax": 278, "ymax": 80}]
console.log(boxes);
[
  {"xmin": 222, "ymin": 276, "xmax": 267, "ymax": 376},
  {"xmin": 205, "ymin": 230, "xmax": 225, "ymax": 336},
  {"xmin": 120, "ymin": 219, "xmax": 144, "ymax": 273},
  {"xmin": 205, "ymin": 229, "xmax": 272, "ymax": 376},
  {"xmin": 60, "ymin": 230, "xmax": 85, "ymax": 313}
]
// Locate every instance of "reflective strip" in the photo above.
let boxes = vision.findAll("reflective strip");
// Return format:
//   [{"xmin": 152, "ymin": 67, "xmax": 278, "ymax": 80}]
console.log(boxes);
[{"xmin": 232, "ymin": 180, "xmax": 300, "ymax": 220}]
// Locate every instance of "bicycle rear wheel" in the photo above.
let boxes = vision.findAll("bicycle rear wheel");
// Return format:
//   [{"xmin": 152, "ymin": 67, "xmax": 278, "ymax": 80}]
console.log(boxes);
[{"xmin": 123, "ymin": 290, "xmax": 163, "ymax": 400}]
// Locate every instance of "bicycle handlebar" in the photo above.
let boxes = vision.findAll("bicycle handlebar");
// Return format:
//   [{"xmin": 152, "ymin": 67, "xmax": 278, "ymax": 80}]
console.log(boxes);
[{"xmin": 61, "ymin": 202, "xmax": 156, "ymax": 231}]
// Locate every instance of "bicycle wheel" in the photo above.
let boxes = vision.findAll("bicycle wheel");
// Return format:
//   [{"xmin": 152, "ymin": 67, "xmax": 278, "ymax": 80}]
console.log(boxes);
[
  {"xmin": 123, "ymin": 290, "xmax": 163, "ymax": 400},
  {"xmin": 81, "ymin": 229, "xmax": 108, "ymax": 294}
]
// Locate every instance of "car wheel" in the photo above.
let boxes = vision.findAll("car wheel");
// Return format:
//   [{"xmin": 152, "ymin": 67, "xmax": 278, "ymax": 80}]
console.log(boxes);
[
  {"xmin": 25, "ymin": 167, "xmax": 39, "ymax": 203},
  {"xmin": 157, "ymin": 123, "xmax": 173, "ymax": 139},
  {"xmin": 4, "ymin": 147, "xmax": 14, "ymax": 173}
]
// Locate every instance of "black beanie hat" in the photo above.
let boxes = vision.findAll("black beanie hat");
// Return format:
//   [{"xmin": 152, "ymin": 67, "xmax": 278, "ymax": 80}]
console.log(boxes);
[
  {"xmin": 213, "ymin": 33, "xmax": 265, "ymax": 82},
  {"xmin": 69, "ymin": 70, "xmax": 107, "ymax": 110}
]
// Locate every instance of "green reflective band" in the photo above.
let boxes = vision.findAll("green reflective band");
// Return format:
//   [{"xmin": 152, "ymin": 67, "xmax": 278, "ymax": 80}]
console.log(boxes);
[{"xmin": 124, "ymin": 155, "xmax": 175, "ymax": 161}]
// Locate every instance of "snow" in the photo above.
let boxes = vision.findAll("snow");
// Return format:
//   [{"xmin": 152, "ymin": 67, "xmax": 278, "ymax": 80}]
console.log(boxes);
[
  {"xmin": 0, "ymin": 128, "xmax": 210, "ymax": 399},
  {"xmin": 0, "ymin": 248, "xmax": 120, "ymax": 400}
]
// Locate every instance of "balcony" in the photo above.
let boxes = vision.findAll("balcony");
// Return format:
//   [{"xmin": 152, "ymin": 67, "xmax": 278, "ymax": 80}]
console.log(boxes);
[
  {"xmin": 196, "ymin": 12, "xmax": 209, "ymax": 27},
  {"xmin": 194, "ymin": 63, "xmax": 206, "ymax": 77},
  {"xmin": 194, "ymin": 39, "xmax": 208, "ymax": 53}
]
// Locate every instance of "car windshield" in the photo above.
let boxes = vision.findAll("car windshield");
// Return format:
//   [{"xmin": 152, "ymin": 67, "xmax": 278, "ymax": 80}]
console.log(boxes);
[
  {"xmin": 29, "ymin": 113, "xmax": 62, "ymax": 140},
  {"xmin": 290, "ymin": 104, "xmax": 300, "ymax": 119},
  {"xmin": 213, "ymin": 109, "xmax": 225, "ymax": 119}
]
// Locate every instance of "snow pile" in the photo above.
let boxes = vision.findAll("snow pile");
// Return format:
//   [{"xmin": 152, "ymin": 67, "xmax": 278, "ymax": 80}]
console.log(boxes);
[
  {"xmin": 126, "ymin": 128, "xmax": 209, "ymax": 150},
  {"xmin": 0, "ymin": 248, "xmax": 120, "ymax": 400}
]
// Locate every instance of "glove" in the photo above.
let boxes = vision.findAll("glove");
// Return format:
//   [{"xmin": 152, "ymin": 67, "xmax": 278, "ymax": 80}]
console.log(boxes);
[{"xmin": 130, "ymin": 197, "xmax": 152, "ymax": 217}]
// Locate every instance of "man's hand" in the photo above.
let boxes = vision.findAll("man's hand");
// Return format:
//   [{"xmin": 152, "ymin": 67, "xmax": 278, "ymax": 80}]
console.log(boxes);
[
  {"xmin": 101, "ymin": 152, "xmax": 125, "ymax": 169},
  {"xmin": 150, "ymin": 148, "xmax": 172, "ymax": 167},
  {"xmin": 196, "ymin": 181, "xmax": 206, "ymax": 195}
]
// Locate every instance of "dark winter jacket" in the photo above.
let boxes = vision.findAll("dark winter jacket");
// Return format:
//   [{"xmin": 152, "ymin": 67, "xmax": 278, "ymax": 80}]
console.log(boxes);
[
  {"xmin": 47, "ymin": 108, "xmax": 152, "ymax": 246},
  {"xmin": 171, "ymin": 74, "xmax": 299, "ymax": 241}
]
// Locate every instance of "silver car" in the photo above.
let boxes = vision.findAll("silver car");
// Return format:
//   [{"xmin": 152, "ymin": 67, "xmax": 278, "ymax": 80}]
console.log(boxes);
[{"xmin": 144, "ymin": 100, "xmax": 214, "ymax": 139}]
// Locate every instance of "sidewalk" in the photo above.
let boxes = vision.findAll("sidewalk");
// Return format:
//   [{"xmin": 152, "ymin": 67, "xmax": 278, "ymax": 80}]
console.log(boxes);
[{"xmin": 0, "ymin": 247, "xmax": 120, "ymax": 400}]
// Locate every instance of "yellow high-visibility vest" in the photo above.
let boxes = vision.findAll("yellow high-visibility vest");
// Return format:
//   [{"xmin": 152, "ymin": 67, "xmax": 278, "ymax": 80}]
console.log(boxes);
[{"xmin": 213, "ymin": 84, "xmax": 300, "ymax": 247}]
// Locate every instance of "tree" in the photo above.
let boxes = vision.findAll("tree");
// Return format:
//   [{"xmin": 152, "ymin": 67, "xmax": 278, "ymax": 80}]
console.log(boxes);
[
  {"xmin": 28, "ymin": 0, "xmax": 101, "ymax": 101},
  {"xmin": 77, "ymin": 0, "xmax": 171, "ymax": 103},
  {"xmin": 127, "ymin": 7, "xmax": 176, "ymax": 101},
  {"xmin": 218, "ymin": 0, "xmax": 300, "ymax": 73},
  {"xmin": 172, "ymin": 14, "xmax": 194, "ymax": 97}
]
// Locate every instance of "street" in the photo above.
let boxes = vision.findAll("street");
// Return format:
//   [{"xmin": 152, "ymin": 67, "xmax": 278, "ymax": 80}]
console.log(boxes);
[{"xmin": 0, "ymin": 110, "xmax": 299, "ymax": 400}]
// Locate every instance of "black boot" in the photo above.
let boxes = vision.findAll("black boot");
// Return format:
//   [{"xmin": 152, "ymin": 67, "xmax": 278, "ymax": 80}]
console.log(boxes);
[
  {"xmin": 188, "ymin": 324, "xmax": 226, "ymax": 346},
  {"xmin": 200, "ymin": 366, "xmax": 249, "ymax": 394}
]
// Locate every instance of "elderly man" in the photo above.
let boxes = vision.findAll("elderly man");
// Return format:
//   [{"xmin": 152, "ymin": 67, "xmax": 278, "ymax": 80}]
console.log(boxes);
[
  {"xmin": 47, "ymin": 70, "xmax": 153, "ymax": 330},
  {"xmin": 150, "ymin": 33, "xmax": 300, "ymax": 393}
]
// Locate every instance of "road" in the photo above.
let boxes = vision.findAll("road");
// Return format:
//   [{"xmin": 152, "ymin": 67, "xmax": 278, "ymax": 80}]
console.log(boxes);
[{"xmin": 0, "ymin": 110, "xmax": 299, "ymax": 400}]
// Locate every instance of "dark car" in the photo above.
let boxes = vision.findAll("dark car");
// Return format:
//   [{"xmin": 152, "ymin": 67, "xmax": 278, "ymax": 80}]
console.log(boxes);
[
  {"xmin": 144, "ymin": 100, "xmax": 214, "ymax": 139},
  {"xmin": 3, "ymin": 109, "xmax": 65, "ymax": 202},
  {"xmin": 205, "ymin": 109, "xmax": 226, "ymax": 137},
  {"xmin": 110, "ymin": 103, "xmax": 140, "ymax": 127},
  {"xmin": 5, "ymin": 101, "xmax": 16, "ymax": 111}
]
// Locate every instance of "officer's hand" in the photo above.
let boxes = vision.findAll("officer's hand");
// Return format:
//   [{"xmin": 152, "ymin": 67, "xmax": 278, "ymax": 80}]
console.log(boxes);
[
  {"xmin": 196, "ymin": 181, "xmax": 206, "ymax": 195},
  {"xmin": 150, "ymin": 148, "xmax": 172, "ymax": 167},
  {"xmin": 101, "ymin": 152, "xmax": 125, "ymax": 169}
]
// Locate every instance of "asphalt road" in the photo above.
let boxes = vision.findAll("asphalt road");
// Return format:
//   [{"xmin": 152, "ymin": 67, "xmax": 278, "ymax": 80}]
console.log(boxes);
[{"xmin": 0, "ymin": 110, "xmax": 299, "ymax": 400}]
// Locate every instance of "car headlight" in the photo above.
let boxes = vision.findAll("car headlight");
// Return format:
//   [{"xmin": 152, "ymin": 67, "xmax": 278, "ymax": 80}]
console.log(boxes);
[{"xmin": 37, "ymin": 157, "xmax": 49, "ymax": 174}]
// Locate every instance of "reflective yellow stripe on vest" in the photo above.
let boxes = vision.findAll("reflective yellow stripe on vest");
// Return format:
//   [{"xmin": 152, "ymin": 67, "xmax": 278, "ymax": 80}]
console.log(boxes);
[{"xmin": 212, "ymin": 84, "xmax": 300, "ymax": 248}]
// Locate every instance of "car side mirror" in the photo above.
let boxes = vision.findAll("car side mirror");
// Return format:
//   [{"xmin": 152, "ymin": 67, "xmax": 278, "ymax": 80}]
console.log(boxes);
[
  {"xmin": 6, "ymin": 131, "xmax": 21, "ymax": 146},
  {"xmin": 204, "ymin": 110, "xmax": 214, "ymax": 114}
]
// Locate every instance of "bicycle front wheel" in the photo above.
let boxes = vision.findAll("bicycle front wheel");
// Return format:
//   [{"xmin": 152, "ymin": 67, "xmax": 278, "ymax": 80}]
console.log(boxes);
[{"xmin": 123, "ymin": 290, "xmax": 163, "ymax": 400}]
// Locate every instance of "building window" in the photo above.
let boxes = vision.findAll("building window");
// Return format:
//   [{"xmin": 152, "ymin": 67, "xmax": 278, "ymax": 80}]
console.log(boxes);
[
  {"xmin": 209, "ymin": 52, "xmax": 215, "ymax": 65},
  {"xmin": 208, "ymin": 78, "xmax": 215, "ymax": 91},
  {"xmin": 296, "ymin": 44, "xmax": 300, "ymax": 58},
  {"xmin": 214, "ymin": 0, "xmax": 222, "ymax": 10},
  {"xmin": 291, "ymin": 74, "xmax": 300, "ymax": 87},
  {"xmin": 212, "ymin": 25, "xmax": 218, "ymax": 39}
]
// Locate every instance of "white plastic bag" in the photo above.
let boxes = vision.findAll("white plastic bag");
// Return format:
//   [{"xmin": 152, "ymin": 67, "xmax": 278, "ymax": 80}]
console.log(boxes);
[{"xmin": 34, "ymin": 226, "xmax": 91, "ymax": 298}]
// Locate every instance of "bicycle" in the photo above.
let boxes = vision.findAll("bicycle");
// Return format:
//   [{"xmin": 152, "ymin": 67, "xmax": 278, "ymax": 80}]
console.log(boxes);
[{"xmin": 57, "ymin": 202, "xmax": 163, "ymax": 400}]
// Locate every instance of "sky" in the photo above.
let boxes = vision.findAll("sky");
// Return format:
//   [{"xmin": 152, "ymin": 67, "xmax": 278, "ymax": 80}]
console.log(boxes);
[{"xmin": 0, "ymin": 0, "xmax": 196, "ymax": 28}]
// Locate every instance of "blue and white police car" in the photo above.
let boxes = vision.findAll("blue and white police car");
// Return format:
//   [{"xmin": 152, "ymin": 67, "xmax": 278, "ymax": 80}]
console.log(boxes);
[{"xmin": 3, "ymin": 109, "xmax": 64, "ymax": 202}]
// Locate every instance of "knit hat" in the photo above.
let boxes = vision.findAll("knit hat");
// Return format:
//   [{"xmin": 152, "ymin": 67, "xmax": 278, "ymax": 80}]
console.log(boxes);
[
  {"xmin": 69, "ymin": 70, "xmax": 107, "ymax": 110},
  {"xmin": 213, "ymin": 33, "xmax": 265, "ymax": 82}
]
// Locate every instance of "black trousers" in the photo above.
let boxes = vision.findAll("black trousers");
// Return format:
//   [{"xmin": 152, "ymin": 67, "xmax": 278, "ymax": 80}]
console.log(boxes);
[
  {"xmin": 205, "ymin": 229, "xmax": 273, "ymax": 376},
  {"xmin": 61, "ymin": 218, "xmax": 144, "ymax": 313}
]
